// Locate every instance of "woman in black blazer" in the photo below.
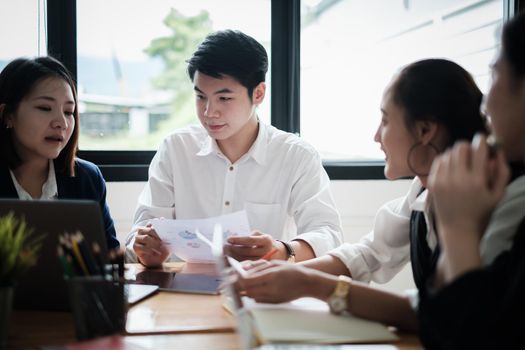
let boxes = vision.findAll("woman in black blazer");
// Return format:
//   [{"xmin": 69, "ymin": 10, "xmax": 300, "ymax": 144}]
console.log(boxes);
[
  {"xmin": 422, "ymin": 12, "xmax": 525, "ymax": 349},
  {"xmin": 0, "ymin": 57, "xmax": 119, "ymax": 249}
]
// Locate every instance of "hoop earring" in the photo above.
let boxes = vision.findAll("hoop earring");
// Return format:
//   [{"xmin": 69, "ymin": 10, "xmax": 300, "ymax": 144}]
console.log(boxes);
[{"xmin": 407, "ymin": 142, "xmax": 439, "ymax": 177}]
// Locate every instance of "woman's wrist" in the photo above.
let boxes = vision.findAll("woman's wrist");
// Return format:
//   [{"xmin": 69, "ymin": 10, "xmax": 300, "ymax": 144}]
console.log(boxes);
[
  {"xmin": 305, "ymin": 270, "xmax": 338, "ymax": 301},
  {"xmin": 439, "ymin": 227, "xmax": 482, "ymax": 253},
  {"xmin": 439, "ymin": 236, "xmax": 482, "ymax": 283}
]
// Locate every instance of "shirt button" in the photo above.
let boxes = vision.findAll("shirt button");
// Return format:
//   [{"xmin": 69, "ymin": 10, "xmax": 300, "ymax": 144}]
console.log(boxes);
[
  {"xmin": 229, "ymin": 166, "xmax": 234, "ymax": 171},
  {"xmin": 225, "ymin": 201, "xmax": 230, "ymax": 206}
]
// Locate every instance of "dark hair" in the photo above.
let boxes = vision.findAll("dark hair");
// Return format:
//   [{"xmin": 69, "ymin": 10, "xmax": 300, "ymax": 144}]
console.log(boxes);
[
  {"xmin": 502, "ymin": 12, "xmax": 525, "ymax": 81},
  {"xmin": 0, "ymin": 56, "xmax": 79, "ymax": 176},
  {"xmin": 390, "ymin": 58, "xmax": 487, "ymax": 146},
  {"xmin": 187, "ymin": 30, "xmax": 268, "ymax": 98}
]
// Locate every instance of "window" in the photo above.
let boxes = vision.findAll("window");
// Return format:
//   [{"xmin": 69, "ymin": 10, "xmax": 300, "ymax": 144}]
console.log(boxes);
[
  {"xmin": 76, "ymin": 0, "xmax": 271, "ymax": 150},
  {"xmin": 300, "ymin": 0, "xmax": 504, "ymax": 161},
  {"xmin": 0, "ymin": 0, "xmax": 47, "ymax": 70},
  {"xmin": 43, "ymin": 0, "xmax": 519, "ymax": 180}
]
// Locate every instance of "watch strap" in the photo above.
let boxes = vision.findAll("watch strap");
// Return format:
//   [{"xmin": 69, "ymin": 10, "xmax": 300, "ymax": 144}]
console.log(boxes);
[
  {"xmin": 333, "ymin": 275, "xmax": 352, "ymax": 296},
  {"xmin": 276, "ymin": 240, "xmax": 296, "ymax": 262},
  {"xmin": 328, "ymin": 275, "xmax": 352, "ymax": 314}
]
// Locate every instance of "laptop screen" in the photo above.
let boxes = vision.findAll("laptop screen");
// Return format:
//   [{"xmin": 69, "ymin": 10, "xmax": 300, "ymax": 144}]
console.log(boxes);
[{"xmin": 0, "ymin": 199, "xmax": 109, "ymax": 311}]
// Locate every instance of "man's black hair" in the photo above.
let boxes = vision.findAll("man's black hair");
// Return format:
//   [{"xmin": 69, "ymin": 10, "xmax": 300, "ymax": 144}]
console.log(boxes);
[{"xmin": 187, "ymin": 30, "xmax": 268, "ymax": 98}]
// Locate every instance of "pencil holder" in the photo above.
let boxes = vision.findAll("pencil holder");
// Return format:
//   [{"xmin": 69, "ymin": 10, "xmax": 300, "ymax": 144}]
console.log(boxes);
[{"xmin": 66, "ymin": 277, "xmax": 128, "ymax": 340}]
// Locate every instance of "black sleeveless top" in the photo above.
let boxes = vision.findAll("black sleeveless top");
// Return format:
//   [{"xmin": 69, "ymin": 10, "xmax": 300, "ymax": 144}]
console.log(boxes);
[{"xmin": 409, "ymin": 198, "xmax": 440, "ymax": 291}]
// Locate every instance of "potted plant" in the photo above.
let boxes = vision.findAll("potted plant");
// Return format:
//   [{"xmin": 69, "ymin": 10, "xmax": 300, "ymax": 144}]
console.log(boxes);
[{"xmin": 0, "ymin": 212, "xmax": 42, "ymax": 348}]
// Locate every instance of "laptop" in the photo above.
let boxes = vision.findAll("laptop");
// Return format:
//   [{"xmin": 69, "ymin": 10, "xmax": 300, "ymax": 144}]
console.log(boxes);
[{"xmin": 0, "ymin": 199, "xmax": 109, "ymax": 311}]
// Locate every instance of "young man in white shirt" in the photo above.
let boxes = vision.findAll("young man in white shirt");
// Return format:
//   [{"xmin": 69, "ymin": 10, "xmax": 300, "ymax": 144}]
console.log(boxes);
[{"xmin": 126, "ymin": 30, "xmax": 342, "ymax": 267}]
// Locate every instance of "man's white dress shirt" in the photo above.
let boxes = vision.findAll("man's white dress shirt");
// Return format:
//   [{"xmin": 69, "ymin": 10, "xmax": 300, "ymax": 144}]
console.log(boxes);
[{"xmin": 126, "ymin": 122, "xmax": 343, "ymax": 261}]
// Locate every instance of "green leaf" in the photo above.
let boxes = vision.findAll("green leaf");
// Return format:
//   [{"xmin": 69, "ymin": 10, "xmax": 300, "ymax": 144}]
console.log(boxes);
[{"xmin": 0, "ymin": 212, "xmax": 42, "ymax": 285}]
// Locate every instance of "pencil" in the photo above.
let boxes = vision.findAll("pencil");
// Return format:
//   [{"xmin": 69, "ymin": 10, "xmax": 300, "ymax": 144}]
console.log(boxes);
[
  {"xmin": 57, "ymin": 246, "xmax": 73, "ymax": 278},
  {"xmin": 62, "ymin": 234, "xmax": 83, "ymax": 276},
  {"xmin": 261, "ymin": 247, "xmax": 279, "ymax": 260},
  {"xmin": 71, "ymin": 236, "xmax": 90, "ymax": 276},
  {"xmin": 92, "ymin": 242, "xmax": 106, "ymax": 277},
  {"xmin": 74, "ymin": 231, "xmax": 99, "ymax": 275}
]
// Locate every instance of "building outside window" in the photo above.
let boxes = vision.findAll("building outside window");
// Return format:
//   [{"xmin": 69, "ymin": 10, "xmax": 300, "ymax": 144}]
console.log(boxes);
[
  {"xmin": 1, "ymin": 0, "xmax": 505, "ymax": 165},
  {"xmin": 76, "ymin": 0, "xmax": 271, "ymax": 150},
  {"xmin": 300, "ymin": 0, "xmax": 504, "ymax": 161}
]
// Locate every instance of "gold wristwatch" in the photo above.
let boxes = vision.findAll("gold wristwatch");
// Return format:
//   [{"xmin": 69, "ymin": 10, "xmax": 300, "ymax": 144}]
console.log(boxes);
[{"xmin": 327, "ymin": 275, "xmax": 352, "ymax": 314}]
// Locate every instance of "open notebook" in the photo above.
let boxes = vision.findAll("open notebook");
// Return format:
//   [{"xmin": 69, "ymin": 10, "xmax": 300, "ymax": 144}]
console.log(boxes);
[
  {"xmin": 223, "ymin": 259, "xmax": 398, "ymax": 347},
  {"xmin": 217, "ymin": 231, "xmax": 398, "ymax": 347},
  {"xmin": 243, "ymin": 297, "xmax": 398, "ymax": 345}
]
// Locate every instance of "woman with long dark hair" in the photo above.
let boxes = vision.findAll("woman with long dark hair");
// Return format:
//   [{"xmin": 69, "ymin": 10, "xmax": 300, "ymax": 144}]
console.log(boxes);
[{"xmin": 0, "ymin": 56, "xmax": 119, "ymax": 249}]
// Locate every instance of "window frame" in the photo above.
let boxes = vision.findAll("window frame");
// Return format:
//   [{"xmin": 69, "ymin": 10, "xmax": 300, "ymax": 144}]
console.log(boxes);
[{"xmin": 47, "ymin": 0, "xmax": 522, "ymax": 181}]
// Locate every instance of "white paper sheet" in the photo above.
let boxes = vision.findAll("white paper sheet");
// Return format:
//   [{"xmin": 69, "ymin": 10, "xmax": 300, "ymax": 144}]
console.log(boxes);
[
  {"xmin": 227, "ymin": 256, "xmax": 248, "ymax": 278},
  {"xmin": 152, "ymin": 210, "xmax": 251, "ymax": 263}
]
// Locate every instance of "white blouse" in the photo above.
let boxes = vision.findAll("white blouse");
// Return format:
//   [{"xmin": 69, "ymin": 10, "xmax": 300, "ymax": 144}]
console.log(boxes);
[
  {"xmin": 9, "ymin": 160, "xmax": 58, "ymax": 200},
  {"xmin": 329, "ymin": 177, "xmax": 432, "ymax": 284},
  {"xmin": 329, "ymin": 175, "xmax": 525, "ymax": 310}
]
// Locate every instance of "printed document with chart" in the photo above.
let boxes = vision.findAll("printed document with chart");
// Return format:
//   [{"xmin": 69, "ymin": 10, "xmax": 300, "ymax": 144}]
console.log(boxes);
[{"xmin": 151, "ymin": 210, "xmax": 251, "ymax": 263}]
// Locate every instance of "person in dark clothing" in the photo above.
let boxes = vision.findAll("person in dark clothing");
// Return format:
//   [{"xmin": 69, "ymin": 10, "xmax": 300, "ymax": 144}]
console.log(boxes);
[
  {"xmin": 422, "ymin": 12, "xmax": 525, "ymax": 349},
  {"xmin": 0, "ymin": 57, "xmax": 119, "ymax": 249}
]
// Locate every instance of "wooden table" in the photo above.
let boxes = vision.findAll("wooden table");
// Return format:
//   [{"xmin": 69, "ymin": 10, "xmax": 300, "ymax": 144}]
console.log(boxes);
[{"xmin": 7, "ymin": 263, "xmax": 422, "ymax": 349}]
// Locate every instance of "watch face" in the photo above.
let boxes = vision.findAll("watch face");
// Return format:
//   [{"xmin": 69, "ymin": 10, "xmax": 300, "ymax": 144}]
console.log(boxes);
[{"xmin": 329, "ymin": 297, "xmax": 346, "ymax": 313}]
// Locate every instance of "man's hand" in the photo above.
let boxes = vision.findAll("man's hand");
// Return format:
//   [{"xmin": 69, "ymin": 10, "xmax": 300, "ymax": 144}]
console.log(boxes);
[
  {"xmin": 225, "ymin": 231, "xmax": 286, "ymax": 261},
  {"xmin": 133, "ymin": 223, "xmax": 170, "ymax": 267}
]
